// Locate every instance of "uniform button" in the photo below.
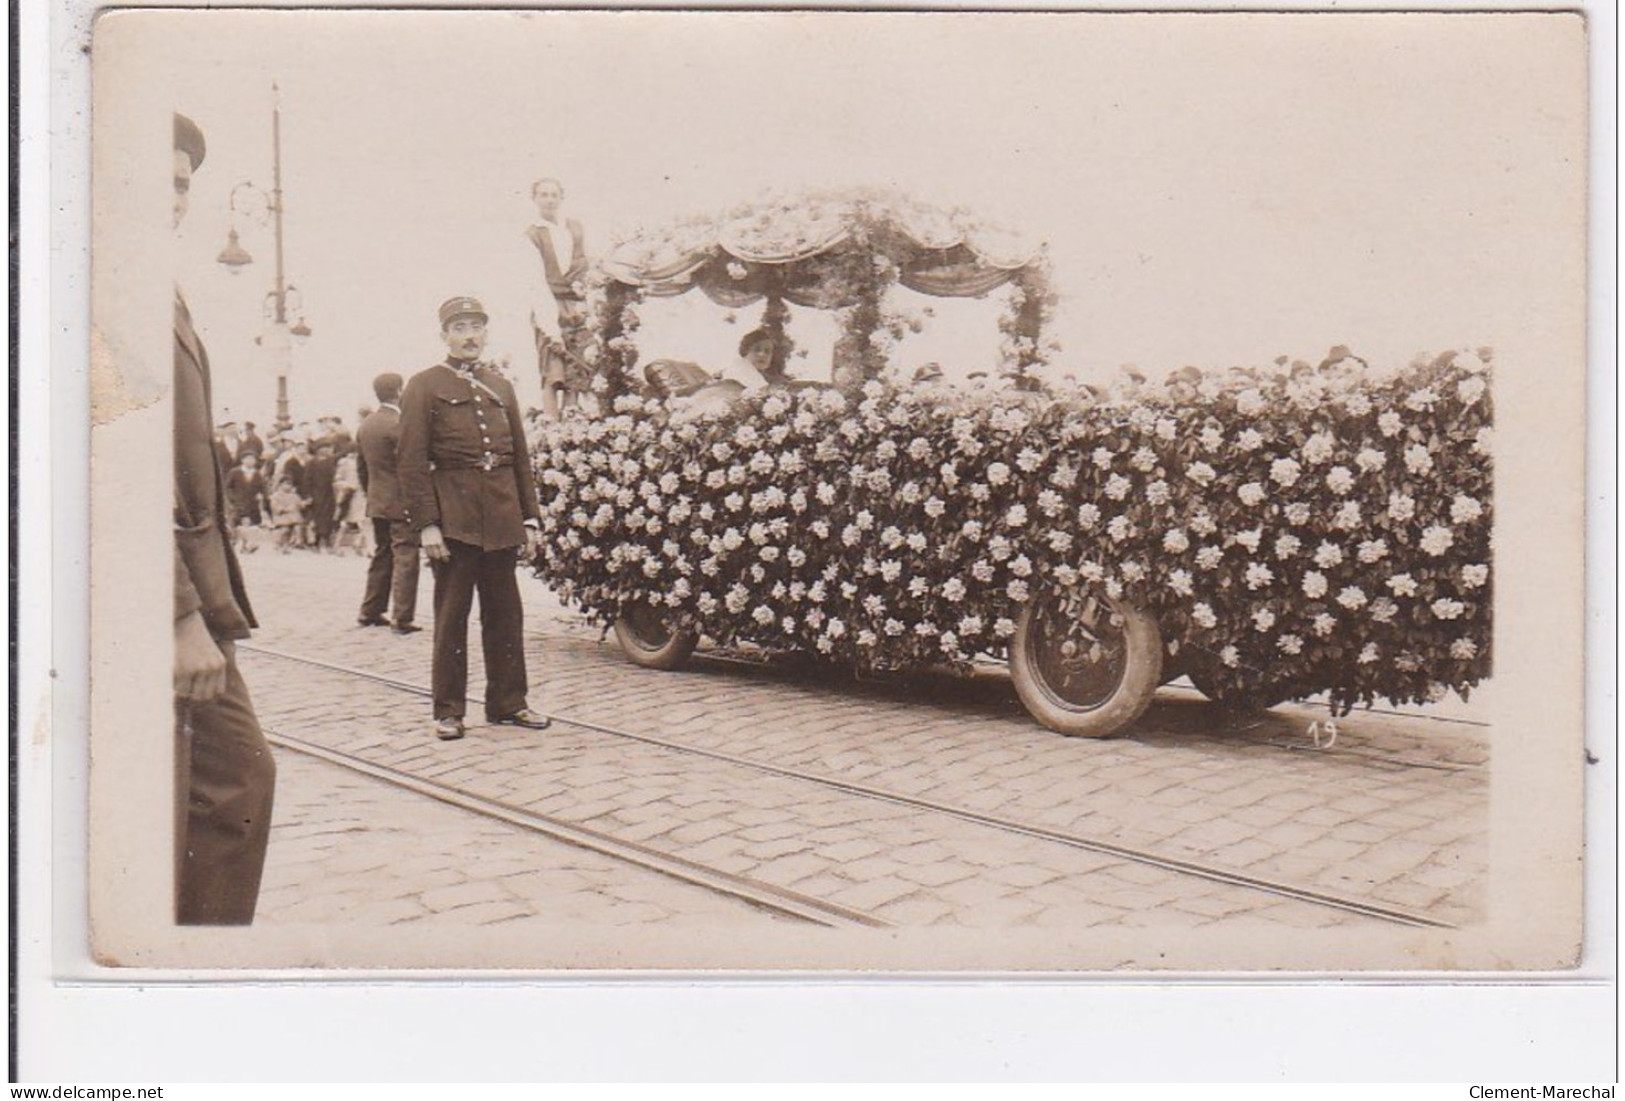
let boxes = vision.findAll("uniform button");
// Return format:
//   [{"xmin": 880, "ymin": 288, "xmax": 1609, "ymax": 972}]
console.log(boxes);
[{"xmin": 482, "ymin": 435, "xmax": 491, "ymax": 443}]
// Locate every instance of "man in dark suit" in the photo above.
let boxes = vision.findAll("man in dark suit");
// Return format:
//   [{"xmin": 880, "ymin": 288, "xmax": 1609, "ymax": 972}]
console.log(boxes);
[
  {"xmin": 397, "ymin": 297, "xmax": 552, "ymax": 741},
  {"xmin": 172, "ymin": 112, "xmax": 276, "ymax": 924},
  {"xmin": 355, "ymin": 372, "xmax": 420, "ymax": 632}
]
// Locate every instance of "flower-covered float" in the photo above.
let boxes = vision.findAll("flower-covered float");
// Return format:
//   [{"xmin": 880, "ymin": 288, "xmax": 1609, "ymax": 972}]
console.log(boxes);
[{"xmin": 529, "ymin": 191, "xmax": 1493, "ymax": 739}]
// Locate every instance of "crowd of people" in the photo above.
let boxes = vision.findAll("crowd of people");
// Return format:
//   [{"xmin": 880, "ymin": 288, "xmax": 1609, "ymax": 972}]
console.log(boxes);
[{"xmin": 214, "ymin": 414, "xmax": 373, "ymax": 555}]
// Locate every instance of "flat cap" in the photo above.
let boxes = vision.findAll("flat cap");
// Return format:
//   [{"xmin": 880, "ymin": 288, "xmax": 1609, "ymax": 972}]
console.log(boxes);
[
  {"xmin": 438, "ymin": 296, "xmax": 488, "ymax": 327},
  {"xmin": 174, "ymin": 113, "xmax": 206, "ymax": 171}
]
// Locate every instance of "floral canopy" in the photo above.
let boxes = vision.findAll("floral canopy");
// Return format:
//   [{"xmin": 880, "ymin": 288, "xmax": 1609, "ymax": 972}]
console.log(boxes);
[
  {"xmin": 591, "ymin": 190, "xmax": 1056, "ymax": 390},
  {"xmin": 599, "ymin": 191, "xmax": 1044, "ymax": 309}
]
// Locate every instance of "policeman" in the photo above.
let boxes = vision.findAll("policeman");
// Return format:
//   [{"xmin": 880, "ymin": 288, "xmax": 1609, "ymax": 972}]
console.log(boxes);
[{"xmin": 397, "ymin": 297, "xmax": 552, "ymax": 740}]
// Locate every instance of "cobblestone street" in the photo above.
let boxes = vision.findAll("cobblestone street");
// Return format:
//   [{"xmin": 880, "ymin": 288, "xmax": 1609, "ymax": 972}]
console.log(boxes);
[{"xmin": 238, "ymin": 551, "xmax": 1489, "ymax": 939}]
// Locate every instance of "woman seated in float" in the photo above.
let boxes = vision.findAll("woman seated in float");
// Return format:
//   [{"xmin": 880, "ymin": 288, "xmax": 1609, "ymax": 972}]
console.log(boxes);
[{"xmin": 714, "ymin": 328, "xmax": 780, "ymax": 393}]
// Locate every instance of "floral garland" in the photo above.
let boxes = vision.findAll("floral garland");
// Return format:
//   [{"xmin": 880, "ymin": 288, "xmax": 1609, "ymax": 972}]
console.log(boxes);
[{"xmin": 529, "ymin": 349, "xmax": 1493, "ymax": 714}]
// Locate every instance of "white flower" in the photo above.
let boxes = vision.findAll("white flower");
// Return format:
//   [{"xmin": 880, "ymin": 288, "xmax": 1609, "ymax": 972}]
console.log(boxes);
[
  {"xmin": 1461, "ymin": 563, "xmax": 1490, "ymax": 588},
  {"xmin": 1200, "ymin": 426, "xmax": 1225, "ymax": 451},
  {"xmin": 1450, "ymin": 638, "xmax": 1479, "ymax": 660},
  {"xmin": 1107, "ymin": 515, "xmax": 1133, "ymax": 542},
  {"xmin": 1236, "ymin": 388, "xmax": 1267, "ymax": 416},
  {"xmin": 1048, "ymin": 530, "xmax": 1074, "ymax": 553},
  {"xmin": 986, "ymin": 461, "xmax": 1012, "ymax": 486},
  {"xmin": 1091, "ymin": 447, "xmax": 1114, "ymax": 469},
  {"xmin": 759, "ymin": 545, "xmax": 781, "ymax": 563},
  {"xmin": 856, "ymin": 629, "xmax": 878, "ymax": 648},
  {"xmin": 1270, "ymin": 458, "xmax": 1302, "ymax": 487},
  {"xmin": 906, "ymin": 532, "xmax": 928, "ymax": 552},
  {"xmin": 1010, "ymin": 555, "xmax": 1033, "ymax": 578},
  {"xmin": 863, "ymin": 593, "xmax": 886, "ymax": 617},
  {"xmin": 970, "ymin": 559, "xmax": 995, "ymax": 582},
  {"xmin": 943, "ymin": 577, "xmax": 968, "ymax": 602},
  {"xmin": 1456, "ymin": 376, "xmax": 1487, "ymax": 406},
  {"xmin": 1146, "ymin": 481, "xmax": 1172, "ymax": 506},
  {"xmin": 1233, "ymin": 528, "xmax": 1263, "ymax": 553},
  {"xmin": 1388, "ymin": 493, "xmax": 1417, "ymax": 523},
  {"xmin": 924, "ymin": 495, "xmax": 946, "ymax": 518},
  {"xmin": 1285, "ymin": 502, "xmax": 1312, "ymax": 525},
  {"xmin": 810, "ymin": 519, "xmax": 831, "ymax": 540},
  {"xmin": 1277, "ymin": 634, "xmax": 1303, "ymax": 655},
  {"xmin": 825, "ymin": 617, "xmax": 845, "ymax": 638},
  {"xmin": 1370, "ymin": 597, "xmax": 1398, "ymax": 623},
  {"xmin": 988, "ymin": 535, "xmax": 1013, "ymax": 562},
  {"xmin": 1245, "ymin": 562, "xmax": 1274, "ymax": 590},
  {"xmin": 958, "ymin": 614, "xmax": 984, "ymax": 635},
  {"xmin": 1191, "ymin": 602, "xmax": 1218, "ymax": 629},
  {"xmin": 879, "ymin": 525, "xmax": 904, "ymax": 549},
  {"xmin": 993, "ymin": 617, "xmax": 1017, "ymax": 639},
  {"xmin": 1333, "ymin": 502, "xmax": 1362, "ymax": 531},
  {"xmin": 1196, "ymin": 546, "xmax": 1224, "ymax": 570},
  {"xmin": 1016, "ymin": 447, "xmax": 1046, "ymax": 472},
  {"xmin": 878, "ymin": 559, "xmax": 901, "ymax": 582},
  {"xmin": 1404, "ymin": 444, "xmax": 1434, "ymax": 476},
  {"xmin": 1431, "ymin": 598, "xmax": 1466, "ymax": 620},
  {"xmin": 1186, "ymin": 461, "xmax": 1217, "ymax": 486},
  {"xmin": 841, "ymin": 524, "xmax": 862, "ymax": 547},
  {"xmin": 968, "ymin": 483, "xmax": 991, "ymax": 502},
  {"xmin": 1190, "ymin": 511, "xmax": 1218, "ymax": 536},
  {"xmin": 1405, "ymin": 386, "xmax": 1439, "ymax": 411},
  {"xmin": 855, "ymin": 509, "xmax": 875, "ymax": 531},
  {"xmin": 1163, "ymin": 529, "xmax": 1191, "ymax": 554},
  {"xmin": 1238, "ymin": 482, "xmax": 1267, "ymax": 507},
  {"xmin": 1036, "ymin": 489, "xmax": 1065, "ymax": 518},
  {"xmin": 1325, "ymin": 466, "xmax": 1355, "ymax": 495},
  {"xmin": 1387, "ymin": 573, "xmax": 1419, "ymax": 597},
  {"xmin": 883, "ymin": 617, "xmax": 905, "ymax": 637},
  {"xmin": 1336, "ymin": 586, "xmax": 1368, "ymax": 610},
  {"xmin": 1274, "ymin": 534, "xmax": 1302, "ymax": 560},
  {"xmin": 1420, "ymin": 525, "xmax": 1455, "ymax": 556},
  {"xmin": 1474, "ymin": 426, "xmax": 1494, "ymax": 457},
  {"xmin": 1235, "ymin": 429, "xmax": 1264, "ymax": 452},
  {"xmin": 1358, "ymin": 643, "xmax": 1380, "ymax": 664},
  {"xmin": 1378, "ymin": 411, "xmax": 1404, "ymax": 437},
  {"xmin": 1105, "ymin": 474, "xmax": 1132, "ymax": 501},
  {"xmin": 1355, "ymin": 447, "xmax": 1386, "ymax": 473},
  {"xmin": 1357, "ymin": 539, "xmax": 1389, "ymax": 564},
  {"xmin": 1076, "ymin": 503, "xmax": 1101, "ymax": 528},
  {"xmin": 1252, "ymin": 608, "xmax": 1276, "ymax": 632},
  {"xmin": 961, "ymin": 519, "xmax": 984, "ymax": 541},
  {"xmin": 1312, "ymin": 613, "xmax": 1337, "ymax": 636},
  {"xmin": 1302, "ymin": 432, "xmax": 1336, "ymax": 465},
  {"xmin": 1169, "ymin": 569, "xmax": 1194, "ymax": 596},
  {"xmin": 1131, "ymin": 447, "xmax": 1158, "ymax": 473},
  {"xmin": 1302, "ymin": 571, "xmax": 1329, "ymax": 599},
  {"xmin": 1054, "ymin": 563, "xmax": 1080, "ymax": 587},
  {"xmin": 1005, "ymin": 504, "xmax": 1029, "ymax": 528},
  {"xmin": 751, "ymin": 604, "xmax": 775, "ymax": 626},
  {"xmin": 1450, "ymin": 495, "xmax": 1484, "ymax": 524}
]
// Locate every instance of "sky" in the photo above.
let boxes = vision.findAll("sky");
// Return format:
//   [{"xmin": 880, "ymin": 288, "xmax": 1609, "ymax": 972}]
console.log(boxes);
[{"xmin": 130, "ymin": 8, "xmax": 1587, "ymax": 428}]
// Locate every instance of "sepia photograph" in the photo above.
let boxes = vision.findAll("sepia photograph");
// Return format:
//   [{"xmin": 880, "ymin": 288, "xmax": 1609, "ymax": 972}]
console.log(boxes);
[{"xmin": 82, "ymin": 6, "xmax": 1589, "ymax": 975}]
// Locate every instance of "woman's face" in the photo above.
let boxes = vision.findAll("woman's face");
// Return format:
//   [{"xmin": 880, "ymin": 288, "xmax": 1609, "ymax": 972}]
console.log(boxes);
[{"xmin": 745, "ymin": 340, "xmax": 775, "ymax": 372}]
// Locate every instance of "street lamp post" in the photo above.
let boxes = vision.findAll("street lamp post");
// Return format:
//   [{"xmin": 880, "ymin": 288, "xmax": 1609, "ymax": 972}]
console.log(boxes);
[{"xmin": 217, "ymin": 81, "xmax": 310, "ymax": 434}]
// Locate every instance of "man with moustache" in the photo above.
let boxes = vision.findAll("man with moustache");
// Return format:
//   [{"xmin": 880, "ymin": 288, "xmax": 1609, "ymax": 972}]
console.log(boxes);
[
  {"xmin": 397, "ymin": 297, "xmax": 552, "ymax": 741},
  {"xmin": 172, "ymin": 111, "xmax": 276, "ymax": 924}
]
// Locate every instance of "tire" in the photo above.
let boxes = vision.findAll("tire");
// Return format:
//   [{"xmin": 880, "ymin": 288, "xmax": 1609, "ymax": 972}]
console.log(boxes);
[
  {"xmin": 1185, "ymin": 654, "xmax": 1294, "ymax": 713},
  {"xmin": 613, "ymin": 603, "xmax": 699, "ymax": 671},
  {"xmin": 1010, "ymin": 588, "xmax": 1163, "ymax": 738}
]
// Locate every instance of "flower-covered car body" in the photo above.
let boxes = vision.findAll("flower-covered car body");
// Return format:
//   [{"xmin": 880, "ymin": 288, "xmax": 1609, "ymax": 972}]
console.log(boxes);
[{"xmin": 530, "ymin": 350, "xmax": 1493, "ymax": 738}]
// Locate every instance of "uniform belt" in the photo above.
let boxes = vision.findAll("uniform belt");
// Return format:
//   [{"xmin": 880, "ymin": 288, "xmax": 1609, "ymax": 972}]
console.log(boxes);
[{"xmin": 433, "ymin": 453, "xmax": 513, "ymax": 472}]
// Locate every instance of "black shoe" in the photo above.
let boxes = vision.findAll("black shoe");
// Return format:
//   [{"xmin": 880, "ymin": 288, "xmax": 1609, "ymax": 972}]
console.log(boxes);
[
  {"xmin": 434, "ymin": 717, "xmax": 466, "ymax": 741},
  {"xmin": 492, "ymin": 708, "xmax": 551, "ymax": 730},
  {"xmin": 392, "ymin": 622, "xmax": 424, "ymax": 635},
  {"xmin": 357, "ymin": 615, "xmax": 389, "ymax": 627}
]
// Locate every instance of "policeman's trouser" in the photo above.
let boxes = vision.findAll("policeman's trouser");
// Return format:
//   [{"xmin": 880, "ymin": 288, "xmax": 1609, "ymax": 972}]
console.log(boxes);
[
  {"xmin": 430, "ymin": 539, "xmax": 528, "ymax": 722},
  {"xmin": 174, "ymin": 653, "xmax": 277, "ymax": 925}
]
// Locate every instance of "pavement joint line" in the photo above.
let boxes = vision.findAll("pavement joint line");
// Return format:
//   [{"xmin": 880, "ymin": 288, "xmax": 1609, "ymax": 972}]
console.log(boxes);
[
  {"xmin": 243, "ymin": 643, "xmax": 1455, "ymax": 929},
  {"xmin": 262, "ymin": 727, "xmax": 892, "ymax": 931}
]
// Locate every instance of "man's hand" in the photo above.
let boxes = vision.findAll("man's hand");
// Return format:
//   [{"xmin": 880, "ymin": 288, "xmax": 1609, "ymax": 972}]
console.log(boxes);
[
  {"xmin": 421, "ymin": 524, "xmax": 450, "ymax": 563},
  {"xmin": 175, "ymin": 611, "xmax": 230, "ymax": 701},
  {"xmin": 523, "ymin": 524, "xmax": 541, "ymax": 559}
]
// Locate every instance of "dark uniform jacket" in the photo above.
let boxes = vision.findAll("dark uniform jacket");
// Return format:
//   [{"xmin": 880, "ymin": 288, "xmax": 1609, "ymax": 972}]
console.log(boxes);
[
  {"xmin": 397, "ymin": 359, "xmax": 541, "ymax": 551},
  {"xmin": 355, "ymin": 404, "xmax": 405, "ymax": 520},
  {"xmin": 175, "ymin": 291, "xmax": 256, "ymax": 639}
]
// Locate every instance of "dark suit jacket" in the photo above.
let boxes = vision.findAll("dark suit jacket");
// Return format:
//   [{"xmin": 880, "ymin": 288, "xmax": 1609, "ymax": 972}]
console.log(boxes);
[
  {"xmin": 175, "ymin": 291, "xmax": 255, "ymax": 639},
  {"xmin": 355, "ymin": 405, "xmax": 405, "ymax": 520},
  {"xmin": 397, "ymin": 360, "xmax": 541, "ymax": 551}
]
